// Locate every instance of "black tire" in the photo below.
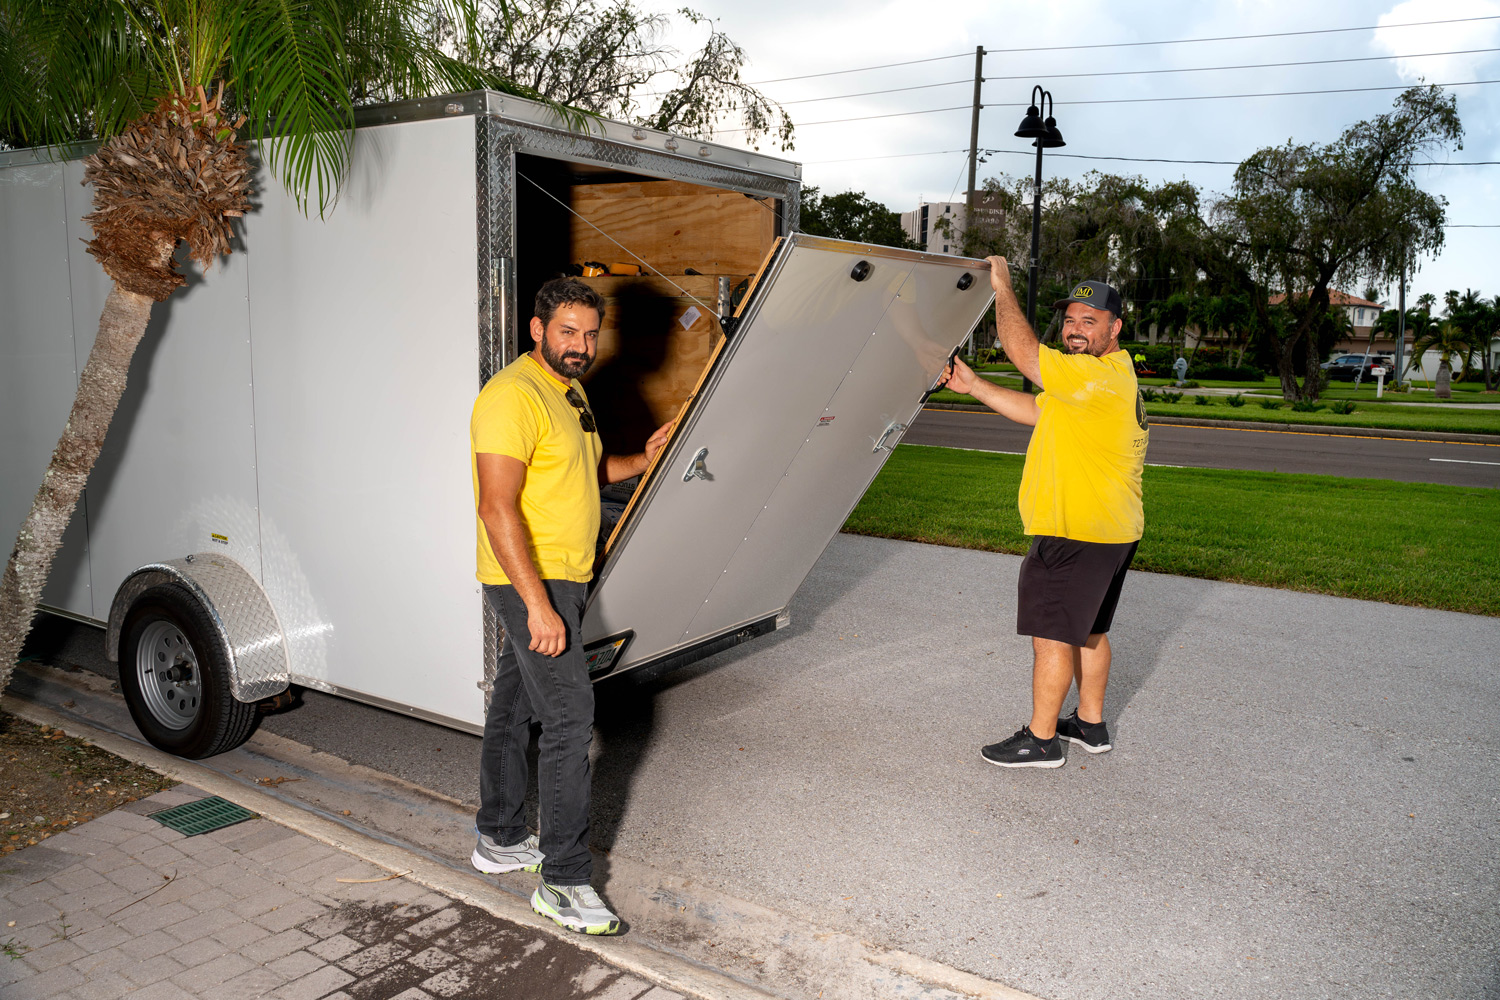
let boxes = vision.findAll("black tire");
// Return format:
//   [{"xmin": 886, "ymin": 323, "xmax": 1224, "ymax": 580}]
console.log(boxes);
[{"xmin": 119, "ymin": 584, "xmax": 259, "ymax": 759}]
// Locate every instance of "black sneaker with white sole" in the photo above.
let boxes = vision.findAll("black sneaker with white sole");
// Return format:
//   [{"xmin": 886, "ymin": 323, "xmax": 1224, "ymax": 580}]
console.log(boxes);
[
  {"xmin": 1057, "ymin": 711, "xmax": 1112, "ymax": 753},
  {"xmin": 981, "ymin": 726, "xmax": 1065, "ymax": 768}
]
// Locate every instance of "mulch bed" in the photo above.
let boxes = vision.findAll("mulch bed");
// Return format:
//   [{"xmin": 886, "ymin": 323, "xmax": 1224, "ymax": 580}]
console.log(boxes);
[{"xmin": 1, "ymin": 709, "xmax": 176, "ymax": 855}]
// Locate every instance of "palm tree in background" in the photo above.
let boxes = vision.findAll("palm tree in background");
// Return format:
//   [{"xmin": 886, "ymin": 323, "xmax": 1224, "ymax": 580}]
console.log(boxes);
[
  {"xmin": 0, "ymin": 0, "xmax": 519, "ymax": 695},
  {"xmin": 1410, "ymin": 322, "xmax": 1473, "ymax": 398}
]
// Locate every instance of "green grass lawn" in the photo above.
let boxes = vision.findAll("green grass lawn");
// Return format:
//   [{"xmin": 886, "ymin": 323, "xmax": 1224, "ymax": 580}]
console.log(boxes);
[
  {"xmin": 928, "ymin": 385, "xmax": 1500, "ymax": 434},
  {"xmin": 844, "ymin": 445, "xmax": 1500, "ymax": 616},
  {"xmin": 1141, "ymin": 397, "xmax": 1500, "ymax": 434},
  {"xmin": 1310, "ymin": 383, "xmax": 1499, "ymax": 404}
]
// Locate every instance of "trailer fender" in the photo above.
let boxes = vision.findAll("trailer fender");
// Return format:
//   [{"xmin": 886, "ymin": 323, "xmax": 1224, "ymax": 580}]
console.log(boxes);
[{"xmin": 106, "ymin": 554, "xmax": 291, "ymax": 703}]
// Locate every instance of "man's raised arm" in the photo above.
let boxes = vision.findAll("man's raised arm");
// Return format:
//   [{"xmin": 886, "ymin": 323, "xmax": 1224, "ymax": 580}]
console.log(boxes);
[{"xmin": 987, "ymin": 255, "xmax": 1043, "ymax": 388}]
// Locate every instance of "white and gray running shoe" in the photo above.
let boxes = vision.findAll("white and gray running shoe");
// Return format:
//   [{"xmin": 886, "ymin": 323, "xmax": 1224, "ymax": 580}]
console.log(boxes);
[
  {"xmin": 471, "ymin": 832, "xmax": 543, "ymax": 874},
  {"xmin": 531, "ymin": 881, "xmax": 622, "ymax": 935}
]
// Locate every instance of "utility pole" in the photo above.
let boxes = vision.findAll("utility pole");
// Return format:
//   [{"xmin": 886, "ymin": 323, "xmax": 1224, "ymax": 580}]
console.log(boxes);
[
  {"xmin": 1396, "ymin": 246, "xmax": 1406, "ymax": 384},
  {"xmin": 965, "ymin": 46, "xmax": 985, "ymax": 257},
  {"xmin": 963, "ymin": 46, "xmax": 985, "ymax": 358}
]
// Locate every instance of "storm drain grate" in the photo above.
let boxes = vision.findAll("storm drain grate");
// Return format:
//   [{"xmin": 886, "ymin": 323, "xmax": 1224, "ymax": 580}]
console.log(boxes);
[{"xmin": 148, "ymin": 796, "xmax": 257, "ymax": 836}]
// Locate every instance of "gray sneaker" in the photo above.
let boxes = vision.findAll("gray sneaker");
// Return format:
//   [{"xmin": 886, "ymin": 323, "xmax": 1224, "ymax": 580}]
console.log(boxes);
[
  {"xmin": 471, "ymin": 832, "xmax": 543, "ymax": 874},
  {"xmin": 531, "ymin": 881, "xmax": 622, "ymax": 935}
]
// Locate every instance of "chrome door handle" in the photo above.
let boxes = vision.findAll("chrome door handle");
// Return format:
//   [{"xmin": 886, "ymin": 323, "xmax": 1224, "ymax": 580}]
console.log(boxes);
[
  {"xmin": 683, "ymin": 447, "xmax": 713, "ymax": 482},
  {"xmin": 872, "ymin": 422, "xmax": 907, "ymax": 453}
]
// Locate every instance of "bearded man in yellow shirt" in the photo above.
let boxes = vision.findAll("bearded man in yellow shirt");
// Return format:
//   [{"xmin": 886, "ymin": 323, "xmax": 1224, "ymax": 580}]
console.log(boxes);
[
  {"xmin": 469, "ymin": 278, "xmax": 672, "ymax": 934},
  {"xmin": 940, "ymin": 259, "xmax": 1147, "ymax": 769}
]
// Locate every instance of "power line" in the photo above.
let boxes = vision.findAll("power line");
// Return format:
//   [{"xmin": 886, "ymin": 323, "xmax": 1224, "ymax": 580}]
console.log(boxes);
[
  {"xmin": 755, "ymin": 46, "xmax": 1495, "ymax": 109},
  {"xmin": 986, "ymin": 14, "xmax": 1500, "ymax": 54},
  {"xmin": 986, "ymin": 47, "xmax": 1500, "ymax": 84},
  {"xmin": 777, "ymin": 79, "xmax": 970, "ymax": 106},
  {"xmin": 737, "ymin": 14, "xmax": 1500, "ymax": 88},
  {"xmin": 982, "ymin": 148, "xmax": 1240, "ymax": 166},
  {"xmin": 1446, "ymin": 224, "xmax": 1500, "ymax": 227},
  {"xmin": 717, "ymin": 78, "xmax": 1500, "ymax": 132},
  {"xmin": 717, "ymin": 105, "xmax": 972, "ymax": 132},
  {"xmin": 746, "ymin": 52, "xmax": 970, "ymax": 86},
  {"xmin": 803, "ymin": 148, "xmax": 968, "ymax": 165},
  {"xmin": 1040, "ymin": 78, "xmax": 1500, "ymax": 109}
]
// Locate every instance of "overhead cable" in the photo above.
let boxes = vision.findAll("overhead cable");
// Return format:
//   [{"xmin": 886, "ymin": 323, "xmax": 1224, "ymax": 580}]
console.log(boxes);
[
  {"xmin": 746, "ymin": 52, "xmax": 970, "ymax": 86},
  {"xmin": 715, "ymin": 79, "xmax": 1500, "ymax": 132},
  {"xmin": 738, "ymin": 14, "xmax": 1500, "ymax": 87},
  {"xmin": 986, "ymin": 14, "xmax": 1500, "ymax": 54},
  {"xmin": 985, "ymin": 47, "xmax": 1500, "ymax": 83}
]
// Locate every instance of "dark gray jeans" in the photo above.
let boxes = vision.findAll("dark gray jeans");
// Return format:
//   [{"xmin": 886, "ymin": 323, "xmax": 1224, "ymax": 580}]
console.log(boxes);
[{"xmin": 475, "ymin": 580, "xmax": 594, "ymax": 885}]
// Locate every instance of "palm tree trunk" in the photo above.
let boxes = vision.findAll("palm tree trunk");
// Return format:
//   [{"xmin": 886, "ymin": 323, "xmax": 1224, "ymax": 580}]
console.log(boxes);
[{"xmin": 0, "ymin": 284, "xmax": 155, "ymax": 692}]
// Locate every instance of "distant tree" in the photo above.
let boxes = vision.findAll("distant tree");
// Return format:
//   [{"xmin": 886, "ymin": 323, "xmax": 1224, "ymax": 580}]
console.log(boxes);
[
  {"xmin": 1411, "ymin": 322, "xmax": 1473, "ymax": 398},
  {"xmin": 1210, "ymin": 86, "xmax": 1461, "ymax": 401},
  {"xmin": 799, "ymin": 187, "xmax": 921, "ymax": 249},
  {"xmin": 1416, "ymin": 292, "xmax": 1437, "ymax": 315},
  {"xmin": 473, "ymin": 0, "xmax": 793, "ymax": 150},
  {"xmin": 966, "ymin": 172, "xmax": 1205, "ymax": 341}
]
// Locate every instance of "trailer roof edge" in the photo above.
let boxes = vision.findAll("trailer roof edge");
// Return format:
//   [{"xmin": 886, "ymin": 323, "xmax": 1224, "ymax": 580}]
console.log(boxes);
[{"xmin": 0, "ymin": 91, "xmax": 802, "ymax": 182}]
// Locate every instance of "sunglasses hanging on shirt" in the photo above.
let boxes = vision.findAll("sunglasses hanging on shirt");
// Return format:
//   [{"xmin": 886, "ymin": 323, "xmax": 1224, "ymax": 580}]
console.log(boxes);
[{"xmin": 564, "ymin": 387, "xmax": 597, "ymax": 433}]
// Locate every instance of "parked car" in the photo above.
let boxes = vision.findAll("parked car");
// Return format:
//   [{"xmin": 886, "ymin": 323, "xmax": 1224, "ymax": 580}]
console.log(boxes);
[{"xmin": 1321, "ymin": 355, "xmax": 1392, "ymax": 382}]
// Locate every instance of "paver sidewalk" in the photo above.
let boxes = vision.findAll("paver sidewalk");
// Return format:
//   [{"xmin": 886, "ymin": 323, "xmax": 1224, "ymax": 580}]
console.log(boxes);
[{"xmin": 0, "ymin": 785, "xmax": 677, "ymax": 1000}]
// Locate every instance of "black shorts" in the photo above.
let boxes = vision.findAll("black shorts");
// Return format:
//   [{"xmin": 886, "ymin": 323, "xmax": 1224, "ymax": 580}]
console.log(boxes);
[{"xmin": 1017, "ymin": 535, "xmax": 1139, "ymax": 646}]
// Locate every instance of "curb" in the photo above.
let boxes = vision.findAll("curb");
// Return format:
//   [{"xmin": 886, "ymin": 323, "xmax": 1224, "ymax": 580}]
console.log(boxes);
[
  {"xmin": 0, "ymin": 693, "xmax": 778, "ymax": 1000},
  {"xmin": 922, "ymin": 402, "xmax": 1500, "ymax": 444},
  {"xmin": 4, "ymin": 676, "xmax": 1045, "ymax": 1000}
]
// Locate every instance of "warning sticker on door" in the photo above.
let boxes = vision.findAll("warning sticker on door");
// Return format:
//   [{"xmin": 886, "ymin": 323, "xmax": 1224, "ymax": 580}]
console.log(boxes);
[{"xmin": 679, "ymin": 306, "xmax": 702, "ymax": 330}]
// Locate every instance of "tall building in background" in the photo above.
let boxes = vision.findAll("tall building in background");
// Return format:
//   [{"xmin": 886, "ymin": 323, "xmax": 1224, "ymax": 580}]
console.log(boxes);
[{"xmin": 901, "ymin": 191, "xmax": 1004, "ymax": 255}]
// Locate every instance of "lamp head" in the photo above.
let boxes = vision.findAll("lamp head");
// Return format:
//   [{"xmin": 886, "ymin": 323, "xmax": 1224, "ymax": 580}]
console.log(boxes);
[
  {"xmin": 1014, "ymin": 105, "xmax": 1047, "ymax": 139},
  {"xmin": 1041, "ymin": 115, "xmax": 1066, "ymax": 149}
]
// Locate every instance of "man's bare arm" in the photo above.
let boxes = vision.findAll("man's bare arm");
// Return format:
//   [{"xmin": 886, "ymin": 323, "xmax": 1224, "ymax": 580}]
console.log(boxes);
[
  {"xmin": 476, "ymin": 453, "xmax": 567, "ymax": 657},
  {"xmin": 599, "ymin": 420, "xmax": 675, "ymax": 486},
  {"xmin": 939, "ymin": 356, "xmax": 1039, "ymax": 426},
  {"xmin": 987, "ymin": 255, "xmax": 1043, "ymax": 387}
]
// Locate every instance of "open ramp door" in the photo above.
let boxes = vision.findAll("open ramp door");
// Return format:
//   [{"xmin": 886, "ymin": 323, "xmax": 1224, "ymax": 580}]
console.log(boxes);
[{"xmin": 583, "ymin": 234, "xmax": 995, "ymax": 677}]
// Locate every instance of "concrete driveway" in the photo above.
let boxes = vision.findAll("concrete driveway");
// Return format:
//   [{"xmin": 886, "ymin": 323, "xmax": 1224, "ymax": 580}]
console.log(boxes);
[
  {"xmin": 17, "ymin": 533, "xmax": 1500, "ymax": 999},
  {"xmin": 583, "ymin": 533, "xmax": 1500, "ymax": 1000}
]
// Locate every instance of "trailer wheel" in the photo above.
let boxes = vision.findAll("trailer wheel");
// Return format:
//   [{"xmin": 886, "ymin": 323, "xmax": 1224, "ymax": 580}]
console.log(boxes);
[{"xmin": 119, "ymin": 585, "xmax": 259, "ymax": 759}]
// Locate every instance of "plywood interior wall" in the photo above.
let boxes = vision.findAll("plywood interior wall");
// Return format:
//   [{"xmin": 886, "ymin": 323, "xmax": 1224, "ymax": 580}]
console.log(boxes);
[
  {"xmin": 577, "ymin": 274, "xmax": 728, "ymax": 450},
  {"xmin": 569, "ymin": 180, "xmax": 775, "ymax": 276}
]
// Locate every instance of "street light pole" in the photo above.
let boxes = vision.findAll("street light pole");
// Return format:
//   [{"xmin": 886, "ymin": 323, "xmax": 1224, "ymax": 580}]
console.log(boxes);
[{"xmin": 1014, "ymin": 86, "xmax": 1064, "ymax": 394}]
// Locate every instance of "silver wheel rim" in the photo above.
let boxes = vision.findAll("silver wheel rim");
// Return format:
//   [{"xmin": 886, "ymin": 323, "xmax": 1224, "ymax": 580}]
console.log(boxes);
[{"xmin": 134, "ymin": 620, "xmax": 202, "ymax": 730}]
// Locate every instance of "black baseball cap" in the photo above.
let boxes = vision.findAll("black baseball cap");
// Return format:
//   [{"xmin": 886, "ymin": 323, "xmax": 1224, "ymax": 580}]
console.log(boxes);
[{"xmin": 1054, "ymin": 280, "xmax": 1123, "ymax": 317}]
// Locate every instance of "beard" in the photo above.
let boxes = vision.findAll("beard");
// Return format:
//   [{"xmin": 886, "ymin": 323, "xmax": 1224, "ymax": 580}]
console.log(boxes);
[{"xmin": 539, "ymin": 331, "xmax": 594, "ymax": 378}]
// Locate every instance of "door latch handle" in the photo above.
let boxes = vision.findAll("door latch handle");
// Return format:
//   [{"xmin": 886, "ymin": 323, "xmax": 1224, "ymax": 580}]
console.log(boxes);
[
  {"xmin": 873, "ymin": 422, "xmax": 907, "ymax": 453},
  {"xmin": 683, "ymin": 447, "xmax": 713, "ymax": 482}
]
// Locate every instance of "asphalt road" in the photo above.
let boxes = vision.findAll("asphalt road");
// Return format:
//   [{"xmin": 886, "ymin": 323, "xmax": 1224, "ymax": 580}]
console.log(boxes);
[
  {"xmin": 904, "ymin": 407, "xmax": 1500, "ymax": 488},
  {"xmin": 22, "ymin": 537, "xmax": 1500, "ymax": 1000}
]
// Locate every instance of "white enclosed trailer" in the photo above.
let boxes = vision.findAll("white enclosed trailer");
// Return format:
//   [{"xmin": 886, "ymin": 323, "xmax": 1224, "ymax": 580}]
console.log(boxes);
[{"xmin": 1, "ymin": 91, "xmax": 995, "ymax": 757}]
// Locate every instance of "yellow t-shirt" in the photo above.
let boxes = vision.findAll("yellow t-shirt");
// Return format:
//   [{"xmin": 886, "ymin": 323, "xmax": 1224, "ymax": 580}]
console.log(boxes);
[
  {"xmin": 1019, "ymin": 345, "xmax": 1147, "ymax": 543},
  {"xmin": 471, "ymin": 354, "xmax": 603, "ymax": 584}
]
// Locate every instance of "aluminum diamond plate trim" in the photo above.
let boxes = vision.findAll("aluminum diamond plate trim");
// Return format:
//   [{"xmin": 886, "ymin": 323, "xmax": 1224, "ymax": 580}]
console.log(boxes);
[
  {"xmin": 508, "ymin": 120, "xmax": 800, "ymax": 206},
  {"xmin": 105, "ymin": 555, "xmax": 291, "ymax": 703},
  {"xmin": 477, "ymin": 117, "xmax": 518, "ymax": 383}
]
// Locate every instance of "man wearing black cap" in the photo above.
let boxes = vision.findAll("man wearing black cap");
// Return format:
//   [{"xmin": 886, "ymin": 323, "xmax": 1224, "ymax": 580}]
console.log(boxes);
[{"xmin": 939, "ymin": 257, "xmax": 1147, "ymax": 768}]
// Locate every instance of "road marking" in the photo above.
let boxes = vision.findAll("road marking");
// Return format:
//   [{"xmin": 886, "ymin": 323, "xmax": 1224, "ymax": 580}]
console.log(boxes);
[
  {"xmin": 900, "ymin": 443, "xmax": 1190, "ymax": 468},
  {"xmin": 1429, "ymin": 458, "xmax": 1500, "ymax": 466},
  {"xmin": 921, "ymin": 408, "xmax": 1500, "ymax": 447}
]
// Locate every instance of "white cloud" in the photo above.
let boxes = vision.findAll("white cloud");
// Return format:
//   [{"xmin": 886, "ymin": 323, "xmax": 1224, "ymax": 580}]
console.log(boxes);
[{"xmin": 1373, "ymin": 0, "xmax": 1500, "ymax": 83}]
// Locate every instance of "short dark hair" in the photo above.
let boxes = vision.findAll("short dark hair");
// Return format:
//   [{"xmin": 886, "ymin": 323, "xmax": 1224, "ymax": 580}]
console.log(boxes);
[{"xmin": 534, "ymin": 278, "xmax": 605, "ymax": 327}]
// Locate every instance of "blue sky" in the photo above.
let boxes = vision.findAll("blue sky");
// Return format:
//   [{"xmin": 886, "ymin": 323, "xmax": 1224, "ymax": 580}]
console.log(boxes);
[{"xmin": 636, "ymin": 0, "xmax": 1500, "ymax": 308}]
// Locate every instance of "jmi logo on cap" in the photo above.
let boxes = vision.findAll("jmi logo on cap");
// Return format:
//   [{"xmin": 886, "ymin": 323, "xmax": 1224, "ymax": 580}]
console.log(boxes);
[{"xmin": 1074, "ymin": 284, "xmax": 1094, "ymax": 298}]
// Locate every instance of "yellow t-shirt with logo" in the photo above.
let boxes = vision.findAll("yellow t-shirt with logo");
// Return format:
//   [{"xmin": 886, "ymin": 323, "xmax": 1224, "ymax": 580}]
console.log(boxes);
[
  {"xmin": 471, "ymin": 354, "xmax": 603, "ymax": 585},
  {"xmin": 1019, "ymin": 345, "xmax": 1147, "ymax": 543}
]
